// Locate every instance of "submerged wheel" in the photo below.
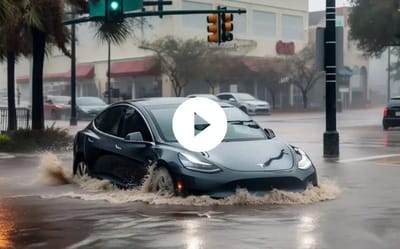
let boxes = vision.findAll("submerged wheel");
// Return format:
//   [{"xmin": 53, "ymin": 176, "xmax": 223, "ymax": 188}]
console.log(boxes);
[
  {"xmin": 151, "ymin": 167, "xmax": 175, "ymax": 195},
  {"xmin": 75, "ymin": 160, "xmax": 89, "ymax": 177}
]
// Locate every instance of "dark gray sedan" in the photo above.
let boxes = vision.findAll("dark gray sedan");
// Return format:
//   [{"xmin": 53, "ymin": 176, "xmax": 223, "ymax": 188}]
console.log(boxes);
[
  {"xmin": 73, "ymin": 98, "xmax": 317, "ymax": 198},
  {"xmin": 383, "ymin": 96, "xmax": 400, "ymax": 130}
]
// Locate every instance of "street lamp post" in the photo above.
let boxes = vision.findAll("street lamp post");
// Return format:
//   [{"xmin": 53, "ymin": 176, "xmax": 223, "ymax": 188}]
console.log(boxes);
[
  {"xmin": 323, "ymin": 0, "xmax": 339, "ymax": 158},
  {"xmin": 70, "ymin": 23, "xmax": 77, "ymax": 126},
  {"xmin": 387, "ymin": 47, "xmax": 391, "ymax": 102}
]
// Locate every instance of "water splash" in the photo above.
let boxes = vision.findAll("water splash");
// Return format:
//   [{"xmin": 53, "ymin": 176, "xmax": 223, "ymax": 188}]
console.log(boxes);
[
  {"xmin": 37, "ymin": 153, "xmax": 340, "ymax": 206},
  {"xmin": 35, "ymin": 152, "xmax": 72, "ymax": 185}
]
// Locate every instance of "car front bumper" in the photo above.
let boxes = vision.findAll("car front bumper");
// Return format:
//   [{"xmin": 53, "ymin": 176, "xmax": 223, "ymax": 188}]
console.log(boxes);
[
  {"xmin": 171, "ymin": 165, "xmax": 317, "ymax": 198},
  {"xmin": 247, "ymin": 107, "xmax": 271, "ymax": 115}
]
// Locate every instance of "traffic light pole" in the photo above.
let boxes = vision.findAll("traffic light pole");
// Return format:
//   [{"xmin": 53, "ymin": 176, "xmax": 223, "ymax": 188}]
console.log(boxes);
[
  {"xmin": 107, "ymin": 38, "xmax": 111, "ymax": 104},
  {"xmin": 323, "ymin": 0, "xmax": 339, "ymax": 158},
  {"xmin": 63, "ymin": 9, "xmax": 246, "ymax": 25}
]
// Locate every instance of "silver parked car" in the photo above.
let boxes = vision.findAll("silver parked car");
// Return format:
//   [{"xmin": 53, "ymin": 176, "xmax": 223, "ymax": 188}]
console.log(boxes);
[
  {"xmin": 217, "ymin": 92, "xmax": 271, "ymax": 115},
  {"xmin": 186, "ymin": 93, "xmax": 220, "ymax": 101}
]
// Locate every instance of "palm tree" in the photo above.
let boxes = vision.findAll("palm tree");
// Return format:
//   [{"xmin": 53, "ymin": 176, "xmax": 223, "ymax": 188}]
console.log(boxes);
[
  {"xmin": 0, "ymin": 2, "xmax": 33, "ymax": 131},
  {"xmin": 2, "ymin": 0, "xmax": 134, "ymax": 130}
]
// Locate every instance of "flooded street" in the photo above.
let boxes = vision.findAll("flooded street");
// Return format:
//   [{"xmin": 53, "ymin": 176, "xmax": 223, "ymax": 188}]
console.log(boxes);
[{"xmin": 1, "ymin": 108, "xmax": 400, "ymax": 248}]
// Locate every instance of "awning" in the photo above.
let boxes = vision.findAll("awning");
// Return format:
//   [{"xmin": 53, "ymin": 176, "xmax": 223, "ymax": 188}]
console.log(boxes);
[
  {"xmin": 110, "ymin": 57, "xmax": 159, "ymax": 78},
  {"xmin": 72, "ymin": 64, "xmax": 95, "ymax": 79},
  {"xmin": 16, "ymin": 64, "xmax": 95, "ymax": 84},
  {"xmin": 338, "ymin": 66, "xmax": 353, "ymax": 77}
]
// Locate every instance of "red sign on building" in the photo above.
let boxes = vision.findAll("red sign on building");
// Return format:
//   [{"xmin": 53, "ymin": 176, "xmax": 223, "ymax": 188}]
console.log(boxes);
[{"xmin": 276, "ymin": 40, "xmax": 295, "ymax": 55}]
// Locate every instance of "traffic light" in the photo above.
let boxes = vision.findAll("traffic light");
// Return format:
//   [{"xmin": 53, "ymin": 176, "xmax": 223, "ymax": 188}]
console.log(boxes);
[
  {"xmin": 89, "ymin": 0, "xmax": 106, "ymax": 17},
  {"xmin": 106, "ymin": 0, "xmax": 124, "ymax": 22},
  {"xmin": 207, "ymin": 14, "xmax": 220, "ymax": 43},
  {"xmin": 221, "ymin": 13, "xmax": 233, "ymax": 42}
]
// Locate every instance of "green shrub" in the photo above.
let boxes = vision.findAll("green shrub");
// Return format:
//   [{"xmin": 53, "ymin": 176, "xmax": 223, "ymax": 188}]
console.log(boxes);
[
  {"xmin": 0, "ymin": 126, "xmax": 73, "ymax": 152},
  {"xmin": 0, "ymin": 134, "xmax": 14, "ymax": 151}
]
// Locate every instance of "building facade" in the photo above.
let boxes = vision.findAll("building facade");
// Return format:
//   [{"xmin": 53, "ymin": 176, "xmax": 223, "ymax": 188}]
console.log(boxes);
[
  {"xmin": 309, "ymin": 7, "xmax": 370, "ymax": 109},
  {"xmin": 0, "ymin": 0, "xmax": 309, "ymax": 107}
]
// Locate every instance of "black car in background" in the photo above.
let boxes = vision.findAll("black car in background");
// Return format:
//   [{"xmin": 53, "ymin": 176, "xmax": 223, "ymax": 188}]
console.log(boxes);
[
  {"xmin": 75, "ymin": 97, "xmax": 108, "ymax": 120},
  {"xmin": 383, "ymin": 96, "xmax": 400, "ymax": 130},
  {"xmin": 73, "ymin": 98, "xmax": 317, "ymax": 198}
]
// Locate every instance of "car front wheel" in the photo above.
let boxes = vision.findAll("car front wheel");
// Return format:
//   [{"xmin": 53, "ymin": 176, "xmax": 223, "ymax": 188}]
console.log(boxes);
[
  {"xmin": 150, "ymin": 167, "xmax": 175, "ymax": 196},
  {"xmin": 74, "ymin": 160, "xmax": 89, "ymax": 177}
]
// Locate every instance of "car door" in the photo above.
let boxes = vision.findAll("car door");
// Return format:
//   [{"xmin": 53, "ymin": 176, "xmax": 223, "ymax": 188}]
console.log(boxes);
[
  {"xmin": 115, "ymin": 106, "xmax": 158, "ymax": 186},
  {"xmin": 85, "ymin": 105, "xmax": 127, "ymax": 183}
]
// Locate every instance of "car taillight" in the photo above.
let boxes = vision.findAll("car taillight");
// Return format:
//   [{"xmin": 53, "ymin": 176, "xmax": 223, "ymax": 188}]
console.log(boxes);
[{"xmin": 383, "ymin": 107, "xmax": 388, "ymax": 117}]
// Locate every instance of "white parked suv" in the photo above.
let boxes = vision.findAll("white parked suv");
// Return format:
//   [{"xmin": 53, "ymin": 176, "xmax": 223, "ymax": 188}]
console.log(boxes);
[{"xmin": 217, "ymin": 92, "xmax": 271, "ymax": 115}]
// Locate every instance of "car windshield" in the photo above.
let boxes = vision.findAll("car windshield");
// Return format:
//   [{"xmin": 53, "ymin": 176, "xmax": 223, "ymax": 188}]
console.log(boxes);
[
  {"xmin": 235, "ymin": 93, "xmax": 257, "ymax": 101},
  {"xmin": 390, "ymin": 97, "xmax": 400, "ymax": 102},
  {"xmin": 149, "ymin": 105, "xmax": 266, "ymax": 142},
  {"xmin": 77, "ymin": 97, "xmax": 106, "ymax": 106}
]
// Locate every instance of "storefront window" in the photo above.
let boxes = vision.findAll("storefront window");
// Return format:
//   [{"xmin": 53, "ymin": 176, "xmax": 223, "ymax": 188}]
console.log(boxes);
[
  {"xmin": 253, "ymin": 11, "xmax": 276, "ymax": 38},
  {"xmin": 282, "ymin": 14, "xmax": 304, "ymax": 40}
]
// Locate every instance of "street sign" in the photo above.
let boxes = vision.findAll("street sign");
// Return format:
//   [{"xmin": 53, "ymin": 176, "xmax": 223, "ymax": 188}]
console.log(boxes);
[{"xmin": 124, "ymin": 0, "xmax": 143, "ymax": 12}]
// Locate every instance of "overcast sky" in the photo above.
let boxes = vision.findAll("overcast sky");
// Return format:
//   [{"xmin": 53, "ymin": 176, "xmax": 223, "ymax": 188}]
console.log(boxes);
[{"xmin": 309, "ymin": 0, "xmax": 351, "ymax": 11}]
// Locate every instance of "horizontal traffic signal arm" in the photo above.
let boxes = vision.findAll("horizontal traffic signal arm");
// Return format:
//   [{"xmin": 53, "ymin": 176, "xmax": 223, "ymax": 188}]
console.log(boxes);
[{"xmin": 64, "ymin": 8, "xmax": 246, "ymax": 25}]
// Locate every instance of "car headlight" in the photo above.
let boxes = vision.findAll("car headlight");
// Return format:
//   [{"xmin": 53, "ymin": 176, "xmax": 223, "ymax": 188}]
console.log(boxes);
[
  {"xmin": 294, "ymin": 147, "xmax": 313, "ymax": 170},
  {"xmin": 178, "ymin": 153, "xmax": 221, "ymax": 173}
]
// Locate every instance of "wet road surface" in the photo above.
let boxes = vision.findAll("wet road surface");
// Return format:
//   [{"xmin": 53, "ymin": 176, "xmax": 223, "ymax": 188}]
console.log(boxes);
[{"xmin": 1, "ymin": 107, "xmax": 400, "ymax": 249}]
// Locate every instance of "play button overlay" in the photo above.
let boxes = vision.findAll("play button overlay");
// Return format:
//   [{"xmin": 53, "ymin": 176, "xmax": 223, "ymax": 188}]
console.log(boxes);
[{"xmin": 172, "ymin": 97, "xmax": 227, "ymax": 152}]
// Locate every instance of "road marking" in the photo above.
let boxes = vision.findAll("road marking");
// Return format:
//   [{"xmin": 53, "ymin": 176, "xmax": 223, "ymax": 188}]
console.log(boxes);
[
  {"xmin": 338, "ymin": 154, "xmax": 400, "ymax": 163},
  {"xmin": 0, "ymin": 153, "xmax": 16, "ymax": 159}
]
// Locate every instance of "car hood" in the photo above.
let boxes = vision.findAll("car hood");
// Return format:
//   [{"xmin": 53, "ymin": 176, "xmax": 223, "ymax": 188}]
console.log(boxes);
[
  {"xmin": 205, "ymin": 139, "xmax": 295, "ymax": 172},
  {"xmin": 79, "ymin": 105, "xmax": 107, "ymax": 113},
  {"xmin": 243, "ymin": 100, "xmax": 269, "ymax": 106}
]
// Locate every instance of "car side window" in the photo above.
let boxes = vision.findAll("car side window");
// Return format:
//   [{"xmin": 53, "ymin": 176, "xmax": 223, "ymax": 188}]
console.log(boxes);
[
  {"xmin": 120, "ymin": 107, "xmax": 153, "ymax": 142},
  {"xmin": 218, "ymin": 94, "xmax": 230, "ymax": 100},
  {"xmin": 94, "ymin": 106, "xmax": 125, "ymax": 137}
]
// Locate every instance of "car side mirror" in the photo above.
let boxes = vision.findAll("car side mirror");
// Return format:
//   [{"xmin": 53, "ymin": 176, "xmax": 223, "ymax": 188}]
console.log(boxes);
[
  {"xmin": 125, "ymin": 131, "xmax": 144, "ymax": 142},
  {"xmin": 264, "ymin": 128, "xmax": 275, "ymax": 139},
  {"xmin": 229, "ymin": 98, "xmax": 236, "ymax": 102}
]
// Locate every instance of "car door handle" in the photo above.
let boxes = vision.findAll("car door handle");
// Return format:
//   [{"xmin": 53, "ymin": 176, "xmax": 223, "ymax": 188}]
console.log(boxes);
[
  {"xmin": 115, "ymin": 144, "xmax": 122, "ymax": 150},
  {"xmin": 88, "ymin": 138, "xmax": 94, "ymax": 143}
]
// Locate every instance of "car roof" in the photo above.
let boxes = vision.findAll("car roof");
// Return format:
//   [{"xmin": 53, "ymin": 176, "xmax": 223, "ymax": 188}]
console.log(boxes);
[{"xmin": 126, "ymin": 97, "xmax": 232, "ymax": 108}]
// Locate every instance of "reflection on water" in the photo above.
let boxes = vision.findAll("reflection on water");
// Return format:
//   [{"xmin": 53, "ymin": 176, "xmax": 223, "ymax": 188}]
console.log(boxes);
[
  {"xmin": 297, "ymin": 214, "xmax": 318, "ymax": 249},
  {"xmin": 0, "ymin": 202, "xmax": 15, "ymax": 249},
  {"xmin": 183, "ymin": 220, "xmax": 203, "ymax": 249}
]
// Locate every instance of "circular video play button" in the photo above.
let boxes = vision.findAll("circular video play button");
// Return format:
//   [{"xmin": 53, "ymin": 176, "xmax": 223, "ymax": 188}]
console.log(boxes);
[{"xmin": 172, "ymin": 97, "xmax": 227, "ymax": 152}]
